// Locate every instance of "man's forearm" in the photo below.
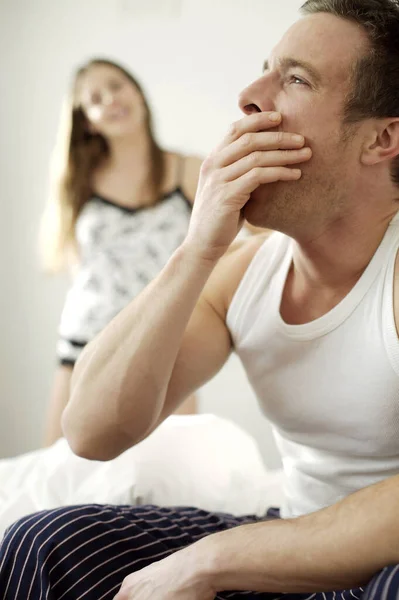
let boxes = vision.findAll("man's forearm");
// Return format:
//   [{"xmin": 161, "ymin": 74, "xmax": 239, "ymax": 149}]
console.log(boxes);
[
  {"xmin": 63, "ymin": 243, "xmax": 217, "ymax": 459},
  {"xmin": 192, "ymin": 475, "xmax": 399, "ymax": 594}
]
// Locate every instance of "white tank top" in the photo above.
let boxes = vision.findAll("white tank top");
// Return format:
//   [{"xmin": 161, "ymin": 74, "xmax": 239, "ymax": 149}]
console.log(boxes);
[{"xmin": 227, "ymin": 214, "xmax": 399, "ymax": 518}]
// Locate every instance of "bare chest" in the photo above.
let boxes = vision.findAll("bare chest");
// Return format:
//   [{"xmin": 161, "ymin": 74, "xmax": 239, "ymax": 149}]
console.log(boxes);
[{"xmin": 93, "ymin": 167, "xmax": 151, "ymax": 208}]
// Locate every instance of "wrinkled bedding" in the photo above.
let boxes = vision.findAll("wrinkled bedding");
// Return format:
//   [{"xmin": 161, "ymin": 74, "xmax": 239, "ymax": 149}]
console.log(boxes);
[{"xmin": 0, "ymin": 414, "xmax": 284, "ymax": 538}]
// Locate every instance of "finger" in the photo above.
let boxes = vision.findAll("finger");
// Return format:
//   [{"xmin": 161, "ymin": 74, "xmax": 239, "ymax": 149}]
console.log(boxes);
[
  {"xmin": 214, "ymin": 111, "xmax": 283, "ymax": 152},
  {"xmin": 113, "ymin": 589, "xmax": 128, "ymax": 600},
  {"xmin": 216, "ymin": 130, "xmax": 306, "ymax": 169},
  {"xmin": 223, "ymin": 166, "xmax": 302, "ymax": 208},
  {"xmin": 221, "ymin": 147, "xmax": 312, "ymax": 181}
]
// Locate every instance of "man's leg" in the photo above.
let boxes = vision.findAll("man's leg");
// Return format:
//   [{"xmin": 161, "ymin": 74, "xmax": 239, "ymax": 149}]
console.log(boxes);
[
  {"xmin": 1, "ymin": 503, "xmax": 398, "ymax": 600},
  {"xmin": 362, "ymin": 565, "xmax": 399, "ymax": 599},
  {"xmin": 0, "ymin": 503, "xmax": 261, "ymax": 600}
]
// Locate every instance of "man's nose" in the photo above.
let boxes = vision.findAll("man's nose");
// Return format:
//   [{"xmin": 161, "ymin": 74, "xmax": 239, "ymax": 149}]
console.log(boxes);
[{"xmin": 238, "ymin": 76, "xmax": 275, "ymax": 116}]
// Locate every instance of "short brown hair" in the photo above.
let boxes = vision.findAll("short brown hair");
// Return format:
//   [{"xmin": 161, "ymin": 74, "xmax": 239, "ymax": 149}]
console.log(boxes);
[{"xmin": 301, "ymin": 0, "xmax": 399, "ymax": 186}]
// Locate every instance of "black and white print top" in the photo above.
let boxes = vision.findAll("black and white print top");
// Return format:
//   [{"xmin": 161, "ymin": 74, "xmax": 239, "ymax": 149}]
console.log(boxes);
[{"xmin": 57, "ymin": 188, "xmax": 192, "ymax": 366}]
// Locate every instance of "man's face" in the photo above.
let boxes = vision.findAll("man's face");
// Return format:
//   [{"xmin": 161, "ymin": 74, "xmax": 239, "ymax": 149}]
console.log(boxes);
[{"xmin": 238, "ymin": 13, "xmax": 370, "ymax": 233}]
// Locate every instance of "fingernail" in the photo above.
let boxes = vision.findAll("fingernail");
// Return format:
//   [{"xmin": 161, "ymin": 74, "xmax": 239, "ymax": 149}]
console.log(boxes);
[
  {"xmin": 293, "ymin": 135, "xmax": 304, "ymax": 143},
  {"xmin": 269, "ymin": 112, "xmax": 281, "ymax": 122}
]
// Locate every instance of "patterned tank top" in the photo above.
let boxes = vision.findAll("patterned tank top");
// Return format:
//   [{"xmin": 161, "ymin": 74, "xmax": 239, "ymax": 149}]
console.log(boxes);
[{"xmin": 57, "ymin": 187, "xmax": 192, "ymax": 365}]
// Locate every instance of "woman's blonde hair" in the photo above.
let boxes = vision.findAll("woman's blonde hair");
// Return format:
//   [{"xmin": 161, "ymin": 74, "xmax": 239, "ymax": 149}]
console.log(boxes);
[{"xmin": 40, "ymin": 58, "xmax": 164, "ymax": 272}]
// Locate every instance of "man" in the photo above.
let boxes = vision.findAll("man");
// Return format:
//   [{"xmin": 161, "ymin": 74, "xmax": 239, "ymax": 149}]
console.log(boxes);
[{"xmin": 2, "ymin": 0, "xmax": 399, "ymax": 598}]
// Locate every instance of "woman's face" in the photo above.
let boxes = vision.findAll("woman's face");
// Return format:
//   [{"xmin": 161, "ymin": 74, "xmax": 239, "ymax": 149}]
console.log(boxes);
[{"xmin": 77, "ymin": 64, "xmax": 147, "ymax": 139}]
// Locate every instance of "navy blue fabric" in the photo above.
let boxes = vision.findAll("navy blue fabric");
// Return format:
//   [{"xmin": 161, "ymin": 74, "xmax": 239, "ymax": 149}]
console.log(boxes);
[{"xmin": 0, "ymin": 504, "xmax": 396, "ymax": 600}]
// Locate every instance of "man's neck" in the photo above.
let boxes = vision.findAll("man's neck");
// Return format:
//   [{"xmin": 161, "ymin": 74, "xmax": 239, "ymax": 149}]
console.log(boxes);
[
  {"xmin": 293, "ymin": 208, "xmax": 398, "ymax": 290},
  {"xmin": 280, "ymin": 208, "xmax": 399, "ymax": 326}
]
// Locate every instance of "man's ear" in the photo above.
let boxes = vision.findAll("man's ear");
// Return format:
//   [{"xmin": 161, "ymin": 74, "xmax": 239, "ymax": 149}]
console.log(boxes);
[{"xmin": 361, "ymin": 118, "xmax": 399, "ymax": 166}]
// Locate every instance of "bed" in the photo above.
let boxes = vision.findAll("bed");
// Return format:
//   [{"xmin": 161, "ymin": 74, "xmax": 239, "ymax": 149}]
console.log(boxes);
[{"xmin": 0, "ymin": 414, "xmax": 284, "ymax": 538}]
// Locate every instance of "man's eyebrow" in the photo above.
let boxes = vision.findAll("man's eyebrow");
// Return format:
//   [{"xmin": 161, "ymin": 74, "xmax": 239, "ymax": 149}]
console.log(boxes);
[{"xmin": 263, "ymin": 57, "xmax": 322, "ymax": 86}]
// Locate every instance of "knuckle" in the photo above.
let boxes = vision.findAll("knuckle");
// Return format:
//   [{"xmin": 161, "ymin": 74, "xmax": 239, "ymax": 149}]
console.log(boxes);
[
  {"xmin": 249, "ymin": 150, "xmax": 261, "ymax": 166},
  {"xmin": 276, "ymin": 131, "xmax": 284, "ymax": 145},
  {"xmin": 204, "ymin": 168, "xmax": 223, "ymax": 190},
  {"xmin": 227, "ymin": 121, "xmax": 239, "ymax": 138},
  {"xmin": 200, "ymin": 156, "xmax": 213, "ymax": 175},
  {"xmin": 250, "ymin": 166, "xmax": 261, "ymax": 181},
  {"xmin": 209, "ymin": 171, "xmax": 222, "ymax": 187},
  {"xmin": 240, "ymin": 132, "xmax": 253, "ymax": 149}
]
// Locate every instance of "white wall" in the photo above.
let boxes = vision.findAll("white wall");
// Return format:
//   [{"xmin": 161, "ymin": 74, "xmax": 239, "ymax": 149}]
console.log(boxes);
[{"xmin": 0, "ymin": 0, "xmax": 303, "ymax": 466}]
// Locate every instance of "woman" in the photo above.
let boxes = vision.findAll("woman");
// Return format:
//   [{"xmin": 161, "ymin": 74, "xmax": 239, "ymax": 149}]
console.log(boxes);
[{"xmin": 41, "ymin": 58, "xmax": 201, "ymax": 446}]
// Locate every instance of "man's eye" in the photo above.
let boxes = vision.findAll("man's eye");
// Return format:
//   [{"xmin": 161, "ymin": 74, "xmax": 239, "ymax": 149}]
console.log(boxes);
[{"xmin": 289, "ymin": 75, "xmax": 308, "ymax": 86}]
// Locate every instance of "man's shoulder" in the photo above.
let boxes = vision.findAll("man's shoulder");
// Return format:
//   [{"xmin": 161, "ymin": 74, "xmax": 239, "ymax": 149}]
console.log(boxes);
[{"xmin": 226, "ymin": 230, "xmax": 271, "ymax": 272}]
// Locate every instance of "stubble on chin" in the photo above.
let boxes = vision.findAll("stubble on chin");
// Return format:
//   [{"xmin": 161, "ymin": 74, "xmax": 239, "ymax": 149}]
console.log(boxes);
[{"xmin": 243, "ymin": 178, "xmax": 306, "ymax": 231}]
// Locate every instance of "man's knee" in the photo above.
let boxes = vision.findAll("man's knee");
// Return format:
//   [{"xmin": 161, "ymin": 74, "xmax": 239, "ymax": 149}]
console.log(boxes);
[
  {"xmin": 1, "ymin": 510, "xmax": 50, "ymax": 558},
  {"xmin": 1, "ymin": 505, "xmax": 106, "ymax": 564}
]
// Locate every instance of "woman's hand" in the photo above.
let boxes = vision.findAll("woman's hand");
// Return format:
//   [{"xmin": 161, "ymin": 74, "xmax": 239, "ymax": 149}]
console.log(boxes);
[{"xmin": 185, "ymin": 111, "xmax": 312, "ymax": 262}]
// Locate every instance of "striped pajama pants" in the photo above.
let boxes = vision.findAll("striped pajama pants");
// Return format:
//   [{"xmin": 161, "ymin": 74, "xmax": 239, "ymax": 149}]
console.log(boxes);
[{"xmin": 0, "ymin": 504, "xmax": 398, "ymax": 600}]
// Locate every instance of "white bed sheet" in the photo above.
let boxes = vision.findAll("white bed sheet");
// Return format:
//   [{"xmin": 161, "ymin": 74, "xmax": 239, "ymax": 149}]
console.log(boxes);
[{"xmin": 0, "ymin": 414, "xmax": 284, "ymax": 538}]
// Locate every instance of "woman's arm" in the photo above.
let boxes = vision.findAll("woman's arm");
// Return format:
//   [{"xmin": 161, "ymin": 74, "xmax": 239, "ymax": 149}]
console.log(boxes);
[{"xmin": 180, "ymin": 155, "xmax": 203, "ymax": 204}]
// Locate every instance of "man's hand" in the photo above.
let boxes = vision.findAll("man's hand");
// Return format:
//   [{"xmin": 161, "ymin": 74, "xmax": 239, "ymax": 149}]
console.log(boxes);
[
  {"xmin": 113, "ymin": 545, "xmax": 215, "ymax": 600},
  {"xmin": 184, "ymin": 111, "xmax": 312, "ymax": 262}
]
